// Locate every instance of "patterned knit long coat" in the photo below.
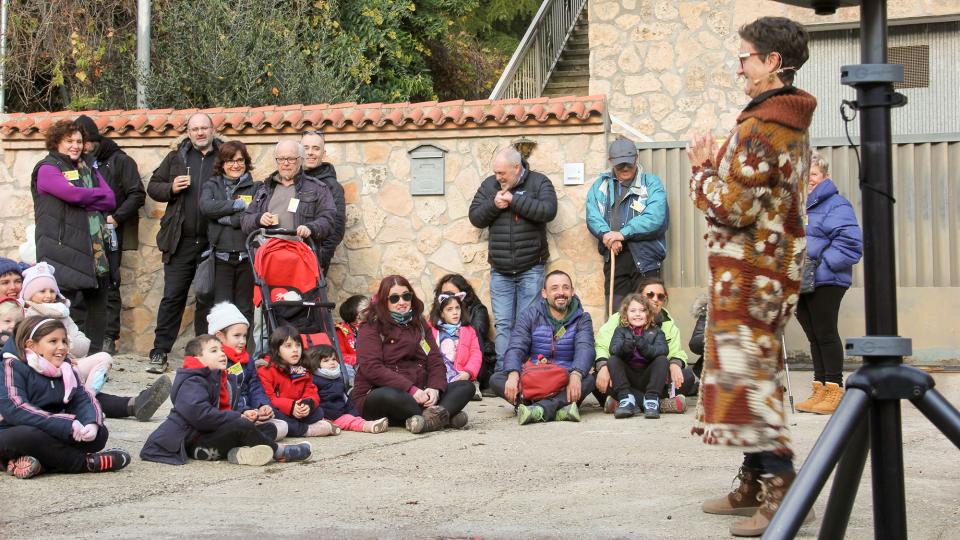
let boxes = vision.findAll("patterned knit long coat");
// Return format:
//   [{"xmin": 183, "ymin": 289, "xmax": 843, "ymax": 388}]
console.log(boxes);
[{"xmin": 689, "ymin": 87, "xmax": 817, "ymax": 456}]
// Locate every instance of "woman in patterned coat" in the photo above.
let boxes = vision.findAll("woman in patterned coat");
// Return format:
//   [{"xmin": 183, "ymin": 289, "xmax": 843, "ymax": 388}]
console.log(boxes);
[{"xmin": 686, "ymin": 17, "xmax": 817, "ymax": 537}]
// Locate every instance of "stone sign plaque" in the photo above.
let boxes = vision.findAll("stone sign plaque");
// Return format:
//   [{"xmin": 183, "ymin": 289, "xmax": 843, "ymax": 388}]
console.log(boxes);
[{"xmin": 408, "ymin": 144, "xmax": 446, "ymax": 196}]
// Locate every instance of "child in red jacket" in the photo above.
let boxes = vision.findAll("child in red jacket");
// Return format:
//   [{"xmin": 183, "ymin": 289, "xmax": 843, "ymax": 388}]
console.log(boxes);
[
  {"xmin": 334, "ymin": 295, "xmax": 368, "ymax": 366},
  {"xmin": 258, "ymin": 326, "xmax": 339, "ymax": 437}
]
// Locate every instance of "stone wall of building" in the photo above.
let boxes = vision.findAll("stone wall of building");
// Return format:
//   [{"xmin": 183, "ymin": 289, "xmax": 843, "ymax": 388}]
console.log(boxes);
[{"xmin": 0, "ymin": 116, "xmax": 610, "ymax": 355}]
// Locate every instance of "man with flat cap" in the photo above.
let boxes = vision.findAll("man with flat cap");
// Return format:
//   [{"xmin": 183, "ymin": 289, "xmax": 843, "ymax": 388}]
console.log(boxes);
[{"xmin": 585, "ymin": 137, "xmax": 669, "ymax": 311}]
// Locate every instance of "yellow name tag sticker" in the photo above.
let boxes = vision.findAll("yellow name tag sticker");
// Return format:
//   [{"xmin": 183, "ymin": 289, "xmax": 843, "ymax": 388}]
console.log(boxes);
[
  {"xmin": 287, "ymin": 198, "xmax": 300, "ymax": 213},
  {"xmin": 64, "ymin": 170, "xmax": 80, "ymax": 181},
  {"xmin": 227, "ymin": 362, "xmax": 244, "ymax": 376},
  {"xmin": 239, "ymin": 195, "xmax": 252, "ymax": 205},
  {"xmin": 554, "ymin": 326, "xmax": 566, "ymax": 340},
  {"xmin": 630, "ymin": 200, "xmax": 645, "ymax": 213},
  {"xmin": 420, "ymin": 339, "xmax": 431, "ymax": 355}
]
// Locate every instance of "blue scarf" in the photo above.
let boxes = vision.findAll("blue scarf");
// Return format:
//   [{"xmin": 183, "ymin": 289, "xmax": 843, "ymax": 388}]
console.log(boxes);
[
  {"xmin": 438, "ymin": 322, "xmax": 461, "ymax": 340},
  {"xmin": 390, "ymin": 310, "xmax": 413, "ymax": 326}
]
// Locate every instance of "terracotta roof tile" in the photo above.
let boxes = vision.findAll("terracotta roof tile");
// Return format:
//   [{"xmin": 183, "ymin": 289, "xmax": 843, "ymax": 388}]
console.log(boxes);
[{"xmin": 1, "ymin": 95, "xmax": 605, "ymax": 137}]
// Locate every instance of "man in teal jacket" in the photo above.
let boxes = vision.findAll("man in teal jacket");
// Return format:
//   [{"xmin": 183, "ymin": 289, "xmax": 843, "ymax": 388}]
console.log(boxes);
[{"xmin": 585, "ymin": 137, "xmax": 669, "ymax": 312}]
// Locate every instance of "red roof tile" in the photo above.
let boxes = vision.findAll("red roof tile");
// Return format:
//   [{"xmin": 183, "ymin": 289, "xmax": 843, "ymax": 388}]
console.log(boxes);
[{"xmin": 0, "ymin": 96, "xmax": 605, "ymax": 137}]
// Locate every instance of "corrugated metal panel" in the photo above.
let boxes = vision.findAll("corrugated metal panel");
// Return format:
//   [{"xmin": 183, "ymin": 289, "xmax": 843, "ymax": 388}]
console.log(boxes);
[
  {"xmin": 640, "ymin": 141, "xmax": 960, "ymax": 288},
  {"xmin": 799, "ymin": 21, "xmax": 960, "ymax": 139}
]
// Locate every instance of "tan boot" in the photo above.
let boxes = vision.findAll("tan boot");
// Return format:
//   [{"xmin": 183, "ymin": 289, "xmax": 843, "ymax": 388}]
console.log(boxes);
[
  {"xmin": 729, "ymin": 471, "xmax": 815, "ymax": 537},
  {"xmin": 810, "ymin": 383, "xmax": 844, "ymax": 415},
  {"xmin": 702, "ymin": 466, "xmax": 763, "ymax": 517},
  {"xmin": 795, "ymin": 381, "xmax": 825, "ymax": 413}
]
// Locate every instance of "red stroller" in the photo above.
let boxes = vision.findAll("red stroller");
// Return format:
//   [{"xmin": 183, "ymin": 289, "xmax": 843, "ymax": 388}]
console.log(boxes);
[{"xmin": 246, "ymin": 228, "xmax": 347, "ymax": 383}]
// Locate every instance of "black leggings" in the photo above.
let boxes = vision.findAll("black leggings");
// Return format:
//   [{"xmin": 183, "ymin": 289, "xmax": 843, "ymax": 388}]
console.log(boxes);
[
  {"xmin": 187, "ymin": 418, "xmax": 278, "ymax": 458},
  {"xmin": 97, "ymin": 393, "xmax": 131, "ymax": 418},
  {"xmin": 607, "ymin": 355, "xmax": 669, "ymax": 400},
  {"xmin": 0, "ymin": 425, "xmax": 109, "ymax": 473},
  {"xmin": 361, "ymin": 380, "xmax": 474, "ymax": 426},
  {"xmin": 796, "ymin": 285, "xmax": 847, "ymax": 385}
]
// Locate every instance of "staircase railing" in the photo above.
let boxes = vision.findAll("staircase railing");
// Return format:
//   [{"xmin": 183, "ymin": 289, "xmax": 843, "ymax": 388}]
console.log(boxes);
[{"xmin": 489, "ymin": 0, "xmax": 588, "ymax": 100}]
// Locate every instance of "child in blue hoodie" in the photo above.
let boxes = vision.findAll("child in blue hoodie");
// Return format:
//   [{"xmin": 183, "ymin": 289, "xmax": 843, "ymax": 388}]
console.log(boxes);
[
  {"xmin": 302, "ymin": 345, "xmax": 388, "ymax": 433},
  {"xmin": 140, "ymin": 335, "xmax": 311, "ymax": 466}
]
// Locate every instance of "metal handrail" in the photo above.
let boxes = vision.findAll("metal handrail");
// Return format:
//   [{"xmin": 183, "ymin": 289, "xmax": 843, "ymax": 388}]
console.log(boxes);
[{"xmin": 489, "ymin": 0, "xmax": 588, "ymax": 100}]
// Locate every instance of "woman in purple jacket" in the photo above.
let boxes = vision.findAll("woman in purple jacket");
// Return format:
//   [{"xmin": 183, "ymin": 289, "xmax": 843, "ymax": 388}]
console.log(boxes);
[
  {"xmin": 30, "ymin": 120, "xmax": 116, "ymax": 354},
  {"xmin": 795, "ymin": 152, "xmax": 863, "ymax": 415}
]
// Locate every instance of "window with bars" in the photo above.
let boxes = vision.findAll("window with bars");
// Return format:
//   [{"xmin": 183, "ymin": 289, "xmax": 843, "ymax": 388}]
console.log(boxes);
[{"xmin": 888, "ymin": 45, "xmax": 929, "ymax": 89}]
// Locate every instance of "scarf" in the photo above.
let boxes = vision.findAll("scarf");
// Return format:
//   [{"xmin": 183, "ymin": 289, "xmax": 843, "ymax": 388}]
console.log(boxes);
[
  {"xmin": 437, "ymin": 321, "xmax": 461, "ymax": 340},
  {"xmin": 53, "ymin": 152, "xmax": 110, "ymax": 277},
  {"xmin": 24, "ymin": 348, "xmax": 78, "ymax": 403},
  {"xmin": 390, "ymin": 310, "xmax": 413, "ymax": 326},
  {"xmin": 183, "ymin": 356, "xmax": 231, "ymax": 411},
  {"xmin": 315, "ymin": 366, "xmax": 341, "ymax": 380},
  {"xmin": 287, "ymin": 364, "xmax": 308, "ymax": 379},
  {"xmin": 222, "ymin": 344, "xmax": 249, "ymax": 365},
  {"xmin": 547, "ymin": 297, "xmax": 580, "ymax": 332},
  {"xmin": 437, "ymin": 322, "xmax": 461, "ymax": 382}
]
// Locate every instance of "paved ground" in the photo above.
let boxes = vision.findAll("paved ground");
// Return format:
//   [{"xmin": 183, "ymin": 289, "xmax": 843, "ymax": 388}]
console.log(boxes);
[{"xmin": 2, "ymin": 356, "xmax": 959, "ymax": 539}]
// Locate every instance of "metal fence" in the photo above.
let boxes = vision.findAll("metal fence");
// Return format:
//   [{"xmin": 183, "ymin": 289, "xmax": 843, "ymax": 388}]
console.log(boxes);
[{"xmin": 641, "ymin": 139, "xmax": 960, "ymax": 288}]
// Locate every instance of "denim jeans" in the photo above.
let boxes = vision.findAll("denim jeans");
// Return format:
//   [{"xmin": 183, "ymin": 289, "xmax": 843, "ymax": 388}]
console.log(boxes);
[{"xmin": 490, "ymin": 264, "xmax": 545, "ymax": 371}]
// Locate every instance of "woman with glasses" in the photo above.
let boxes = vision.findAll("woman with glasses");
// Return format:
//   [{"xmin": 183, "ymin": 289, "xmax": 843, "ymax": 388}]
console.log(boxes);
[
  {"xmin": 686, "ymin": 16, "xmax": 816, "ymax": 536},
  {"xmin": 200, "ymin": 141, "xmax": 262, "ymax": 326},
  {"xmin": 350, "ymin": 275, "xmax": 474, "ymax": 434},
  {"xmin": 30, "ymin": 119, "xmax": 115, "ymax": 354}
]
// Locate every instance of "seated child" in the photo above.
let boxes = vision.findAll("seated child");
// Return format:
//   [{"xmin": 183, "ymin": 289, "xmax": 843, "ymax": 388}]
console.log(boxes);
[
  {"xmin": 0, "ymin": 316, "xmax": 130, "ymax": 478},
  {"xmin": 302, "ymin": 345, "xmax": 388, "ymax": 434},
  {"xmin": 20, "ymin": 262, "xmax": 170, "ymax": 421},
  {"xmin": 258, "ymin": 326, "xmax": 339, "ymax": 437},
  {"xmin": 0, "ymin": 257, "xmax": 27, "ymax": 299},
  {"xmin": 140, "ymin": 334, "xmax": 311, "ymax": 466},
  {"xmin": 427, "ymin": 292, "xmax": 482, "ymax": 390},
  {"xmin": 606, "ymin": 293, "xmax": 672, "ymax": 419},
  {"xmin": 0, "ymin": 297, "xmax": 24, "ymax": 347},
  {"xmin": 206, "ymin": 302, "xmax": 284, "ymax": 439},
  {"xmin": 335, "ymin": 294, "xmax": 369, "ymax": 367}
]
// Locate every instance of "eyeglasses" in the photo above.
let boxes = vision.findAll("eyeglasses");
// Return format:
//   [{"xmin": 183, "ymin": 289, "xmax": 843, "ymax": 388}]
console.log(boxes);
[
  {"xmin": 388, "ymin": 292, "xmax": 413, "ymax": 304},
  {"xmin": 224, "ymin": 158, "xmax": 245, "ymax": 166},
  {"xmin": 613, "ymin": 162, "xmax": 636, "ymax": 171},
  {"xmin": 738, "ymin": 51, "xmax": 766, "ymax": 68},
  {"xmin": 275, "ymin": 157, "xmax": 300, "ymax": 164},
  {"xmin": 645, "ymin": 291, "xmax": 667, "ymax": 301}
]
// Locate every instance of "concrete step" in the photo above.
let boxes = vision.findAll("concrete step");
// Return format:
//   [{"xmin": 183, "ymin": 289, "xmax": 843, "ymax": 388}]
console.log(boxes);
[
  {"xmin": 543, "ymin": 80, "xmax": 589, "ymax": 91},
  {"xmin": 556, "ymin": 57, "xmax": 589, "ymax": 69},
  {"xmin": 542, "ymin": 86, "xmax": 590, "ymax": 97}
]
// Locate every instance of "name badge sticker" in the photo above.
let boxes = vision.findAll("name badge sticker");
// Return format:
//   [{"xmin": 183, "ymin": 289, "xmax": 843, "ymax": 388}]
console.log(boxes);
[
  {"xmin": 64, "ymin": 170, "xmax": 80, "ymax": 181},
  {"xmin": 287, "ymin": 198, "xmax": 300, "ymax": 213},
  {"xmin": 554, "ymin": 326, "xmax": 566, "ymax": 340},
  {"xmin": 227, "ymin": 362, "xmax": 243, "ymax": 376},
  {"xmin": 239, "ymin": 195, "xmax": 252, "ymax": 205},
  {"xmin": 631, "ymin": 200, "xmax": 646, "ymax": 214},
  {"xmin": 420, "ymin": 339, "xmax": 431, "ymax": 355}
]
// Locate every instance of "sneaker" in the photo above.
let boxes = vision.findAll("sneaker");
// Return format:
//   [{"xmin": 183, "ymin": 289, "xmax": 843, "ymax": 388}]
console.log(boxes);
[
  {"xmin": 276, "ymin": 442, "xmax": 312, "ymax": 463},
  {"xmin": 660, "ymin": 395, "xmax": 686, "ymax": 414},
  {"xmin": 555, "ymin": 403, "xmax": 581, "ymax": 422},
  {"xmin": 191, "ymin": 446, "xmax": 221, "ymax": 461},
  {"xmin": 146, "ymin": 351, "xmax": 168, "ymax": 374},
  {"xmin": 102, "ymin": 338, "xmax": 118, "ymax": 355},
  {"xmin": 614, "ymin": 395, "xmax": 639, "ymax": 419},
  {"xmin": 7, "ymin": 456, "xmax": 43, "ymax": 479},
  {"xmin": 471, "ymin": 382, "xmax": 483, "ymax": 401},
  {"xmin": 481, "ymin": 387, "xmax": 498, "ymax": 398},
  {"xmin": 516, "ymin": 404, "xmax": 545, "ymax": 426},
  {"xmin": 133, "ymin": 375, "xmax": 172, "ymax": 421},
  {"xmin": 85, "ymin": 448, "xmax": 131, "ymax": 473},
  {"xmin": 406, "ymin": 415, "xmax": 426, "ymax": 434},
  {"xmin": 363, "ymin": 417, "xmax": 389, "ymax": 433},
  {"xmin": 450, "ymin": 411, "xmax": 469, "ymax": 429},
  {"xmin": 643, "ymin": 397, "xmax": 660, "ymax": 419},
  {"xmin": 603, "ymin": 395, "xmax": 618, "ymax": 414},
  {"xmin": 227, "ymin": 445, "xmax": 274, "ymax": 466}
]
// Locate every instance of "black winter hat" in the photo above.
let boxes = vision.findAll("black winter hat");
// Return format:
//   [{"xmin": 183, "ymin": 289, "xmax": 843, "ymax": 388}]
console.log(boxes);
[{"xmin": 75, "ymin": 115, "xmax": 102, "ymax": 142}]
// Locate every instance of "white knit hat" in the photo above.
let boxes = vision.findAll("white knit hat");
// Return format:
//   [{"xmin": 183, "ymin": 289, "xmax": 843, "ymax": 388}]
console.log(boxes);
[
  {"xmin": 19, "ymin": 262, "xmax": 62, "ymax": 303},
  {"xmin": 206, "ymin": 302, "xmax": 249, "ymax": 335}
]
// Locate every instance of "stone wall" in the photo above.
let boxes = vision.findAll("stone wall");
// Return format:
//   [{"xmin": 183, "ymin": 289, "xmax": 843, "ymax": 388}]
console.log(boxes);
[{"xmin": 0, "ymin": 119, "xmax": 610, "ymax": 355}]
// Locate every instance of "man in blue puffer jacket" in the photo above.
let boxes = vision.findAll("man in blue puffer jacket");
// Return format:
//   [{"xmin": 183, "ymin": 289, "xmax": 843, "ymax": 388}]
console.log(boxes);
[{"xmin": 489, "ymin": 270, "xmax": 595, "ymax": 424}]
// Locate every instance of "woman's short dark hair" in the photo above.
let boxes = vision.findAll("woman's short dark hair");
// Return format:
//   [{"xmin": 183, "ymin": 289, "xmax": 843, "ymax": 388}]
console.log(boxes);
[
  {"xmin": 214, "ymin": 140, "xmax": 253, "ymax": 176},
  {"xmin": 367, "ymin": 275, "xmax": 424, "ymax": 326},
  {"xmin": 44, "ymin": 120, "xmax": 83, "ymax": 153},
  {"xmin": 738, "ymin": 16, "xmax": 809, "ymax": 85}
]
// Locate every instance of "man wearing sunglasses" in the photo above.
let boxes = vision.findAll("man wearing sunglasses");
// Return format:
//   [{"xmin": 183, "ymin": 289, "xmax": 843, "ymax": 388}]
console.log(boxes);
[{"xmin": 586, "ymin": 137, "xmax": 669, "ymax": 312}]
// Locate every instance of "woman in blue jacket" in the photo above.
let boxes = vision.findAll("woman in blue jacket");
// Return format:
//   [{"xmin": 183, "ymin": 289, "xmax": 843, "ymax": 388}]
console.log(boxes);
[{"xmin": 795, "ymin": 153, "xmax": 863, "ymax": 415}]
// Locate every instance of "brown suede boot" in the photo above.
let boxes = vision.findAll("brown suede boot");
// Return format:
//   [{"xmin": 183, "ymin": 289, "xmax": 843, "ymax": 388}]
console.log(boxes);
[
  {"xmin": 795, "ymin": 381, "xmax": 825, "ymax": 413},
  {"xmin": 702, "ymin": 466, "xmax": 763, "ymax": 517},
  {"xmin": 729, "ymin": 471, "xmax": 815, "ymax": 537},
  {"xmin": 810, "ymin": 383, "xmax": 844, "ymax": 415},
  {"xmin": 405, "ymin": 406, "xmax": 450, "ymax": 434}
]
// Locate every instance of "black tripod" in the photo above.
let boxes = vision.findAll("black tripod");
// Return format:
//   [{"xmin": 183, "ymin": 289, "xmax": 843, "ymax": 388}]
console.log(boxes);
[{"xmin": 763, "ymin": 0, "xmax": 960, "ymax": 538}]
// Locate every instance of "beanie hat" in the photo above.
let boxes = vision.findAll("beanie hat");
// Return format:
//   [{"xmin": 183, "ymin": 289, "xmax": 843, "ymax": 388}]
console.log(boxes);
[
  {"xmin": 207, "ymin": 301, "xmax": 249, "ymax": 335},
  {"xmin": 75, "ymin": 115, "xmax": 102, "ymax": 143},
  {"xmin": 19, "ymin": 262, "xmax": 62, "ymax": 303},
  {"xmin": 0, "ymin": 257, "xmax": 25, "ymax": 278}
]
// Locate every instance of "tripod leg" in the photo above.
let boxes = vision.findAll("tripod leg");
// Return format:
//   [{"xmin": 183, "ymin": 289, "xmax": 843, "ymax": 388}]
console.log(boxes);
[
  {"xmin": 818, "ymin": 415, "xmax": 870, "ymax": 540},
  {"xmin": 870, "ymin": 399, "xmax": 908, "ymax": 539},
  {"xmin": 912, "ymin": 388, "xmax": 960, "ymax": 449},
  {"xmin": 763, "ymin": 388, "xmax": 871, "ymax": 540}
]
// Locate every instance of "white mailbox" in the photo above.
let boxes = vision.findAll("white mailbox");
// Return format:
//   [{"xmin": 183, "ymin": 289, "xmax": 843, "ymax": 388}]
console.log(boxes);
[{"xmin": 408, "ymin": 144, "xmax": 447, "ymax": 196}]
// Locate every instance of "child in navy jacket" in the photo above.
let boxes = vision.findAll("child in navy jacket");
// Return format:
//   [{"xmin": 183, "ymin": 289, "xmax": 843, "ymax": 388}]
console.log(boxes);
[
  {"xmin": 140, "ymin": 335, "xmax": 311, "ymax": 466},
  {"xmin": 302, "ymin": 345, "xmax": 388, "ymax": 433},
  {"xmin": 0, "ymin": 316, "xmax": 130, "ymax": 478}
]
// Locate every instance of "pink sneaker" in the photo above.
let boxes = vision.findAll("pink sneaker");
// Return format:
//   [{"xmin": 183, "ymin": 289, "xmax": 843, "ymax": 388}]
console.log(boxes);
[{"xmin": 659, "ymin": 395, "xmax": 686, "ymax": 414}]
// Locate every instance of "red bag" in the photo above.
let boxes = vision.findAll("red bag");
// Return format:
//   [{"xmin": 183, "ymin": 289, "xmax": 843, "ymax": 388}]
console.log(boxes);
[{"xmin": 520, "ymin": 355, "xmax": 570, "ymax": 401}]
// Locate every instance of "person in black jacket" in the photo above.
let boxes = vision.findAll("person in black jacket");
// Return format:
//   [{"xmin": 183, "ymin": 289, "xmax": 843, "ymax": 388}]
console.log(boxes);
[
  {"xmin": 468, "ymin": 147, "xmax": 557, "ymax": 372},
  {"xmin": 301, "ymin": 131, "xmax": 345, "ymax": 273},
  {"xmin": 200, "ymin": 141, "xmax": 262, "ymax": 327},
  {"xmin": 146, "ymin": 113, "xmax": 222, "ymax": 374},
  {"xmin": 75, "ymin": 115, "xmax": 146, "ymax": 355},
  {"xmin": 0, "ymin": 317, "xmax": 130, "ymax": 478}
]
